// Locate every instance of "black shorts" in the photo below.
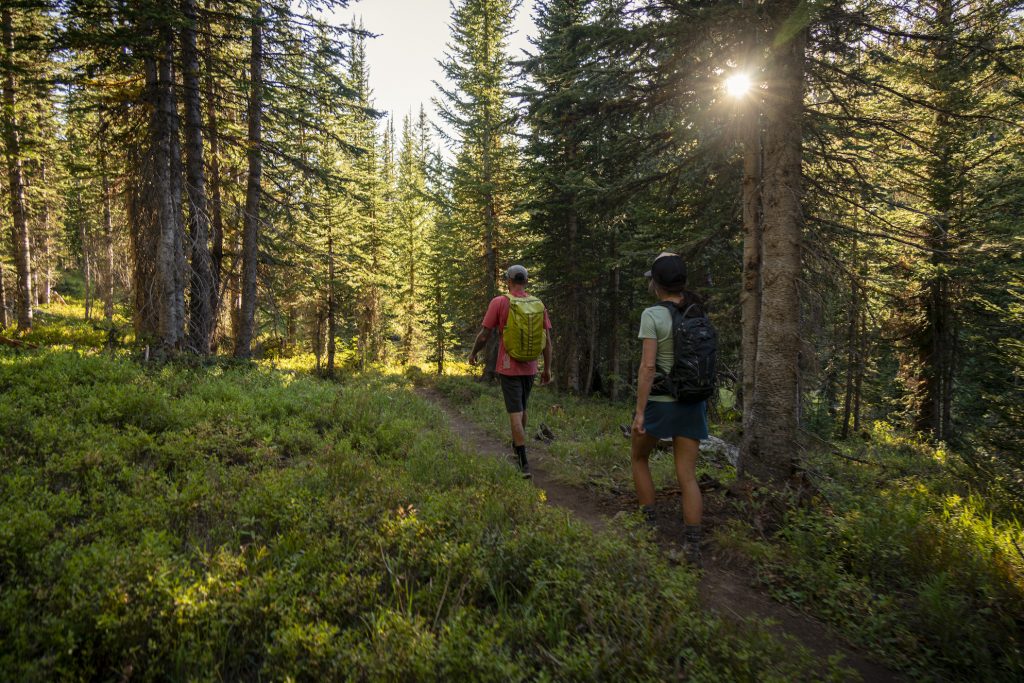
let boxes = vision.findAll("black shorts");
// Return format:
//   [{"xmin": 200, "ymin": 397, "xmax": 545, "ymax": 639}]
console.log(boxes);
[{"xmin": 499, "ymin": 374, "xmax": 535, "ymax": 413}]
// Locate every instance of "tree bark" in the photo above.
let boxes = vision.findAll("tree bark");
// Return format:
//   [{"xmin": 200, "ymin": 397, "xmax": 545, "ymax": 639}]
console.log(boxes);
[
  {"xmin": 100, "ymin": 134, "xmax": 115, "ymax": 322},
  {"xmin": 1, "ymin": 7, "xmax": 32, "ymax": 330},
  {"xmin": 0, "ymin": 264, "xmax": 8, "ymax": 327},
  {"xmin": 80, "ymin": 218, "xmax": 91, "ymax": 320},
  {"xmin": 608, "ymin": 227, "xmax": 620, "ymax": 401},
  {"xmin": 205, "ymin": 40, "xmax": 224, "ymax": 341},
  {"xmin": 326, "ymin": 229, "xmax": 336, "ymax": 376},
  {"xmin": 914, "ymin": 0, "xmax": 957, "ymax": 442},
  {"xmin": 739, "ymin": 6, "xmax": 805, "ymax": 483},
  {"xmin": 181, "ymin": 0, "xmax": 215, "ymax": 354},
  {"xmin": 740, "ymin": 100, "xmax": 762, "ymax": 441},
  {"xmin": 235, "ymin": 5, "xmax": 263, "ymax": 358}
]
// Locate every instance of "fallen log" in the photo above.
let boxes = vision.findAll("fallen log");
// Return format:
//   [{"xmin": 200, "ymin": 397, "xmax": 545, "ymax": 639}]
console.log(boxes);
[{"xmin": 0, "ymin": 335, "xmax": 39, "ymax": 349}]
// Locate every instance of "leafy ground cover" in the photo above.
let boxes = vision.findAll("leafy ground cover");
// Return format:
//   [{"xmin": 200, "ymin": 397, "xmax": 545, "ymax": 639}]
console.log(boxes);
[
  {"xmin": 432, "ymin": 373, "xmax": 1024, "ymax": 681},
  {"xmin": 0, "ymin": 309, "xmax": 828, "ymax": 681}
]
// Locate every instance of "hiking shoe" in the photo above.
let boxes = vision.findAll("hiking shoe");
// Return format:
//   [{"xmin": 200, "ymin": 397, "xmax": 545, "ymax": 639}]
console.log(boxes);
[
  {"xmin": 683, "ymin": 541, "xmax": 703, "ymax": 569},
  {"xmin": 519, "ymin": 461, "xmax": 533, "ymax": 480},
  {"xmin": 641, "ymin": 505, "xmax": 657, "ymax": 529}
]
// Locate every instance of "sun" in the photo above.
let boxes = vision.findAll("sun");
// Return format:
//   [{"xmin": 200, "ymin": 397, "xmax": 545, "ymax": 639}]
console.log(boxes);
[{"xmin": 725, "ymin": 73, "xmax": 752, "ymax": 98}]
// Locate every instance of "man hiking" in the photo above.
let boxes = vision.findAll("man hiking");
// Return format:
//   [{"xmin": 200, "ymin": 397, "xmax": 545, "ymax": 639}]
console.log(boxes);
[{"xmin": 469, "ymin": 265, "xmax": 553, "ymax": 478}]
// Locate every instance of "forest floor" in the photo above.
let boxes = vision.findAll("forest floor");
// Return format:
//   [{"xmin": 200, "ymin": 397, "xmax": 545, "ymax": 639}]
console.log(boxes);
[{"xmin": 419, "ymin": 386, "xmax": 901, "ymax": 683}]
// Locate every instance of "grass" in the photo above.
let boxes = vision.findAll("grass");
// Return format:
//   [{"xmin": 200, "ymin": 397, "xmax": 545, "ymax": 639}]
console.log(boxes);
[
  {"xmin": 430, "ymin": 374, "xmax": 1024, "ymax": 681},
  {"xmin": 0, "ymin": 304, "xmax": 830, "ymax": 681}
]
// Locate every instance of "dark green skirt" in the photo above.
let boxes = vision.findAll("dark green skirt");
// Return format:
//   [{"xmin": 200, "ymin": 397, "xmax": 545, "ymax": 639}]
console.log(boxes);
[{"xmin": 643, "ymin": 400, "xmax": 708, "ymax": 440}]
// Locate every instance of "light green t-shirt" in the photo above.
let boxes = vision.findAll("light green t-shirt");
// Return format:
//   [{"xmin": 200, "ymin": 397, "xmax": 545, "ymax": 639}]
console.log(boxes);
[{"xmin": 638, "ymin": 305, "xmax": 674, "ymax": 403}]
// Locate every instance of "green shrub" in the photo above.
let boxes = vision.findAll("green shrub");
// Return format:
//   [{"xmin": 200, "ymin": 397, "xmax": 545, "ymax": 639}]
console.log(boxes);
[{"xmin": 0, "ymin": 336, "xmax": 823, "ymax": 680}]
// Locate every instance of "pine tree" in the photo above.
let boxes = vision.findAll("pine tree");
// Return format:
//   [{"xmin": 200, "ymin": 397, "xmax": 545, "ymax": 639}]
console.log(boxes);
[{"xmin": 435, "ymin": 0, "xmax": 526, "ymax": 374}]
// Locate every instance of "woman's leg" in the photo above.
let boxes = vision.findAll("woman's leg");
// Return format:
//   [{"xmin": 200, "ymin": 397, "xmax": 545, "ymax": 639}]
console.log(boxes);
[
  {"xmin": 631, "ymin": 432, "xmax": 660, "ymax": 506},
  {"xmin": 672, "ymin": 437, "xmax": 702, "ymax": 525}
]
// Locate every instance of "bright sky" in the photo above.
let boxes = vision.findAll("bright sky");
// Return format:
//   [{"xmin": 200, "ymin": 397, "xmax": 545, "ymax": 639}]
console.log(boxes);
[{"xmin": 339, "ymin": 0, "xmax": 538, "ymax": 127}]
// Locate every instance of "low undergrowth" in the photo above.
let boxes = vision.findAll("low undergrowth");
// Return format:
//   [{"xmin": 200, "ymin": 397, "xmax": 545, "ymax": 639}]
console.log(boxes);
[
  {"xmin": 432, "ymin": 373, "xmax": 1024, "ymax": 681},
  {"xmin": 0, "ymin": 318, "xmax": 826, "ymax": 680}
]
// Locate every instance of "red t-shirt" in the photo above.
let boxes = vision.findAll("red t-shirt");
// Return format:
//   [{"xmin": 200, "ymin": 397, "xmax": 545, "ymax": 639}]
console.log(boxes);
[{"xmin": 482, "ymin": 292, "xmax": 552, "ymax": 376}]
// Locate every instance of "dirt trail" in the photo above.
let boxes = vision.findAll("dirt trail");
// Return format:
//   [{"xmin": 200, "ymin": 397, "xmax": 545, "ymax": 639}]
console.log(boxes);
[{"xmin": 419, "ymin": 387, "xmax": 901, "ymax": 683}]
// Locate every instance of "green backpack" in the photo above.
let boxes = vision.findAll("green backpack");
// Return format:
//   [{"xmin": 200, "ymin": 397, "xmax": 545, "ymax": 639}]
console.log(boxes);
[{"xmin": 503, "ymin": 295, "xmax": 547, "ymax": 361}]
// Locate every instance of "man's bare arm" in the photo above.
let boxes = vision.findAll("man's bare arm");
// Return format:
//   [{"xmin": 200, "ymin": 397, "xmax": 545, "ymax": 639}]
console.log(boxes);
[{"xmin": 468, "ymin": 327, "xmax": 492, "ymax": 365}]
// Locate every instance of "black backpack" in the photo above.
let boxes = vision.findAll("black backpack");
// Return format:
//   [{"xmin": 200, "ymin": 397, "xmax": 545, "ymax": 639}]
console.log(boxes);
[{"xmin": 650, "ymin": 300, "xmax": 718, "ymax": 403}]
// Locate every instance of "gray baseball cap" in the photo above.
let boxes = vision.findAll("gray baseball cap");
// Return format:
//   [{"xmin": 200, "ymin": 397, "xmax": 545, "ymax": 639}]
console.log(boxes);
[{"xmin": 506, "ymin": 264, "xmax": 528, "ymax": 282}]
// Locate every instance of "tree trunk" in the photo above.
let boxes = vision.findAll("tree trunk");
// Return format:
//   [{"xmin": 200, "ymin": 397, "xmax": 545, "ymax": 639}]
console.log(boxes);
[
  {"xmin": 740, "ymin": 99, "xmax": 763, "ymax": 439},
  {"xmin": 205, "ymin": 41, "xmax": 224, "ymax": 340},
  {"xmin": 236, "ymin": 6, "xmax": 263, "ymax": 358},
  {"xmin": 157, "ymin": 35, "xmax": 186, "ymax": 350},
  {"xmin": 181, "ymin": 0, "xmax": 215, "ymax": 354},
  {"xmin": 80, "ymin": 219, "xmax": 91, "ymax": 320},
  {"xmin": 739, "ymin": 6, "xmax": 805, "ymax": 484},
  {"xmin": 0, "ymin": 264, "xmax": 8, "ymax": 327},
  {"xmin": 1, "ymin": 7, "xmax": 32, "ymax": 330},
  {"xmin": 564, "ymin": 205, "xmax": 581, "ymax": 393},
  {"xmin": 39, "ymin": 164, "xmax": 52, "ymax": 305},
  {"xmin": 326, "ymin": 229, "xmax": 336, "ymax": 376},
  {"xmin": 914, "ymin": 0, "xmax": 956, "ymax": 442},
  {"xmin": 435, "ymin": 288, "xmax": 444, "ymax": 376},
  {"xmin": 608, "ymin": 229, "xmax": 620, "ymax": 401},
  {"xmin": 100, "ymin": 136, "xmax": 115, "ymax": 322}
]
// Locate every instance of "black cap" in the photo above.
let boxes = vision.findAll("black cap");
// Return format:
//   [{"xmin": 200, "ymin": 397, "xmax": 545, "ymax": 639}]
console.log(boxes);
[{"xmin": 644, "ymin": 252, "xmax": 687, "ymax": 292}]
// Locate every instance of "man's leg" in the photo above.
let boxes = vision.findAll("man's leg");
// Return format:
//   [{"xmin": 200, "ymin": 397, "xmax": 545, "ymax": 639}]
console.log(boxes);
[
  {"xmin": 509, "ymin": 411, "xmax": 526, "ymax": 446},
  {"xmin": 500, "ymin": 375, "xmax": 532, "ymax": 478}
]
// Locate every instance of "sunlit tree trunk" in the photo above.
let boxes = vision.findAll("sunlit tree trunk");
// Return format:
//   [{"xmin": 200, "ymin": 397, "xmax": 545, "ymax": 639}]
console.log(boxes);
[{"xmin": 740, "ymin": 3, "xmax": 805, "ymax": 483}]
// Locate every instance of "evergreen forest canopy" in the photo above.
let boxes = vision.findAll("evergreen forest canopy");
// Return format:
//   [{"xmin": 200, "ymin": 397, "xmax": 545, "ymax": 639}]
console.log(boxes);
[{"xmin": 1, "ymin": 1, "xmax": 1023, "ymax": 495}]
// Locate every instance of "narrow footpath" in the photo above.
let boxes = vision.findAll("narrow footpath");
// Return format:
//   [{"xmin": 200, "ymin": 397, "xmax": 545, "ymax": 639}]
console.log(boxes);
[{"xmin": 419, "ymin": 387, "xmax": 902, "ymax": 683}]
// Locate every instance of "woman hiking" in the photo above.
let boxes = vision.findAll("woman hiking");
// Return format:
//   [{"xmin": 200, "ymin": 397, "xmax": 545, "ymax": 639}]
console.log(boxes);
[{"xmin": 631, "ymin": 252, "xmax": 710, "ymax": 567}]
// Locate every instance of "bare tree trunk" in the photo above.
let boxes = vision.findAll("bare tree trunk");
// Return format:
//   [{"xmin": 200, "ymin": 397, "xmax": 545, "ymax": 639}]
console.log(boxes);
[
  {"xmin": 739, "ymin": 0, "xmax": 762, "ymax": 433},
  {"xmin": 205, "ymin": 40, "xmax": 224, "ymax": 340},
  {"xmin": 0, "ymin": 264, "xmax": 8, "ymax": 327},
  {"xmin": 740, "ymin": 100, "xmax": 762, "ymax": 438},
  {"xmin": 2, "ymin": 7, "xmax": 32, "ymax": 330},
  {"xmin": 608, "ymin": 230, "xmax": 620, "ymax": 401},
  {"xmin": 853, "ymin": 306, "xmax": 865, "ymax": 432},
  {"xmin": 181, "ymin": 0, "xmax": 214, "ymax": 354},
  {"xmin": 80, "ymin": 219, "xmax": 92, "ymax": 320},
  {"xmin": 236, "ymin": 5, "xmax": 262, "ymax": 358},
  {"xmin": 100, "ymin": 137, "xmax": 115, "ymax": 322},
  {"xmin": 156, "ymin": 35, "xmax": 186, "ymax": 350},
  {"xmin": 435, "ymin": 288, "xmax": 444, "ymax": 376},
  {"xmin": 39, "ymin": 164, "xmax": 51, "ymax": 305},
  {"xmin": 740, "ymin": 6, "xmax": 805, "ymax": 483},
  {"xmin": 564, "ymin": 206, "xmax": 581, "ymax": 393},
  {"xmin": 326, "ymin": 229, "xmax": 336, "ymax": 376},
  {"xmin": 914, "ymin": 0, "xmax": 956, "ymax": 442}
]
